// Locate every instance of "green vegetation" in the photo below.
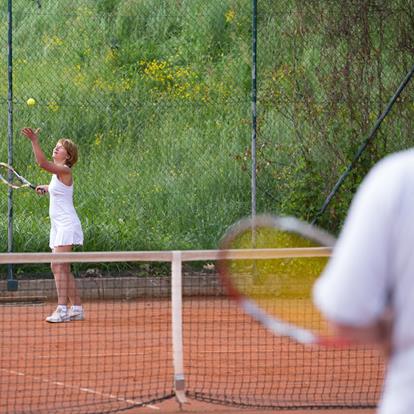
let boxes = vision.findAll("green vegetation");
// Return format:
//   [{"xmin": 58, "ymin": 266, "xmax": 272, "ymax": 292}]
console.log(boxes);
[
  {"xmin": 0, "ymin": 0, "xmax": 252, "ymax": 259},
  {"xmin": 1, "ymin": 0, "xmax": 413, "ymax": 264}
]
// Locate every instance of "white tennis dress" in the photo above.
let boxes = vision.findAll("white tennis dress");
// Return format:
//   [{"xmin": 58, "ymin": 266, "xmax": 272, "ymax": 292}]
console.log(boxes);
[{"xmin": 48, "ymin": 174, "xmax": 83, "ymax": 249}]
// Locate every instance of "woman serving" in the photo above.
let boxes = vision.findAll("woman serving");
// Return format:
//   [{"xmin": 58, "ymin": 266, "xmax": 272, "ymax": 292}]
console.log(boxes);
[{"xmin": 21, "ymin": 127, "xmax": 84, "ymax": 323}]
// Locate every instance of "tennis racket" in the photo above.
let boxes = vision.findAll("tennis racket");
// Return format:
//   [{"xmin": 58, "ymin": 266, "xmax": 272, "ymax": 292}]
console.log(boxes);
[
  {"xmin": 0, "ymin": 162, "xmax": 37, "ymax": 190},
  {"xmin": 218, "ymin": 214, "xmax": 349, "ymax": 347}
]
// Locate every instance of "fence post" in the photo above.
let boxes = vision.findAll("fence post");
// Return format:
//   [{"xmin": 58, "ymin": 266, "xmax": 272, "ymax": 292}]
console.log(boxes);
[
  {"xmin": 251, "ymin": 0, "xmax": 257, "ymax": 220},
  {"xmin": 7, "ymin": 0, "xmax": 17, "ymax": 291}
]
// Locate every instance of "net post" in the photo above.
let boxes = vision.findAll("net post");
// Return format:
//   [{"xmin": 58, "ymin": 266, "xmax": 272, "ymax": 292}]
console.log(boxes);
[{"xmin": 171, "ymin": 251, "xmax": 187, "ymax": 404}]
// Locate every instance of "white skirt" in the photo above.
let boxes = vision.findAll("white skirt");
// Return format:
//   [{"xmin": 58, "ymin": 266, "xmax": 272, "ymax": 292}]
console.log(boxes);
[{"xmin": 49, "ymin": 224, "xmax": 84, "ymax": 249}]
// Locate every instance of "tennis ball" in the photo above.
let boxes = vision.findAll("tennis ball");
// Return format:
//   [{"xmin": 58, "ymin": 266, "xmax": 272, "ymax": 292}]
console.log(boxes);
[{"xmin": 26, "ymin": 98, "xmax": 36, "ymax": 107}]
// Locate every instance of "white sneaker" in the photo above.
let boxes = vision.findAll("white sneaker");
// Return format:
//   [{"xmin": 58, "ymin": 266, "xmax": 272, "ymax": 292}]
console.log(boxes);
[
  {"xmin": 45, "ymin": 307, "xmax": 70, "ymax": 323},
  {"xmin": 68, "ymin": 307, "xmax": 84, "ymax": 321}
]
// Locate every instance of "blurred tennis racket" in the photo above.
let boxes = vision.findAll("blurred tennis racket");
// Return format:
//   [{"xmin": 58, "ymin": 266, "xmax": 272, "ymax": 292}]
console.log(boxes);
[
  {"xmin": 0, "ymin": 162, "xmax": 37, "ymax": 190},
  {"xmin": 218, "ymin": 214, "xmax": 349, "ymax": 347}
]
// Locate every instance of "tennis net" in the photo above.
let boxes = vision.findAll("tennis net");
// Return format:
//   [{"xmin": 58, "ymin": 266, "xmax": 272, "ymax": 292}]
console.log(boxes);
[{"xmin": 0, "ymin": 250, "xmax": 384, "ymax": 413}]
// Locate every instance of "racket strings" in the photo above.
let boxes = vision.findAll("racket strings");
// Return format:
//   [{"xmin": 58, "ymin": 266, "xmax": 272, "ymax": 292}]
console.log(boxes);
[
  {"xmin": 0, "ymin": 164, "xmax": 32, "ymax": 189},
  {"xmin": 220, "ymin": 218, "xmax": 336, "ymax": 340}
]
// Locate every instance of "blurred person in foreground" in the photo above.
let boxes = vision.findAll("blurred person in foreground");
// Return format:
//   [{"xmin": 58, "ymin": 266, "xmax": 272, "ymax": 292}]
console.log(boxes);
[{"xmin": 313, "ymin": 150, "xmax": 414, "ymax": 414}]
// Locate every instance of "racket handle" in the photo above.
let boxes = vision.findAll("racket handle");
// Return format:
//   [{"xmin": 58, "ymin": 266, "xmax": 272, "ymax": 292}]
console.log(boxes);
[{"xmin": 33, "ymin": 185, "xmax": 46, "ymax": 194}]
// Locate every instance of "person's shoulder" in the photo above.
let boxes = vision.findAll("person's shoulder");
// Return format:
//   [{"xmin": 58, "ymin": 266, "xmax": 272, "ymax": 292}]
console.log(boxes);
[
  {"xmin": 61, "ymin": 165, "xmax": 73, "ymax": 175},
  {"xmin": 359, "ymin": 150, "xmax": 414, "ymax": 204},
  {"xmin": 370, "ymin": 149, "xmax": 414, "ymax": 179},
  {"xmin": 377, "ymin": 149, "xmax": 414, "ymax": 168}
]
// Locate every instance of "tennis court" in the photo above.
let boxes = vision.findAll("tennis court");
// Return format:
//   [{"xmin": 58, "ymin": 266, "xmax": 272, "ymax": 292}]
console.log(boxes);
[
  {"xmin": 0, "ymin": 258, "xmax": 384, "ymax": 413},
  {"xmin": 3, "ymin": 2, "xmax": 409, "ymax": 413}
]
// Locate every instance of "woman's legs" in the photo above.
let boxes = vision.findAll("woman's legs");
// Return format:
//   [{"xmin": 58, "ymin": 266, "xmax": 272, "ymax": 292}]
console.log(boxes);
[
  {"xmin": 47, "ymin": 245, "xmax": 83, "ymax": 323},
  {"xmin": 51, "ymin": 245, "xmax": 81, "ymax": 306}
]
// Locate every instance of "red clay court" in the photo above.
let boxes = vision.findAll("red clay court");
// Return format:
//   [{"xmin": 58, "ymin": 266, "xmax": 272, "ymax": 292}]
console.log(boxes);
[{"xmin": 1, "ymin": 290, "xmax": 384, "ymax": 413}]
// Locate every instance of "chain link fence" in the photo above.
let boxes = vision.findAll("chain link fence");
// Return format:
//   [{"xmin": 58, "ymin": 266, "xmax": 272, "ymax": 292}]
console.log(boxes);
[
  {"xmin": 1, "ymin": 0, "xmax": 414, "ymax": 255},
  {"xmin": 256, "ymin": 0, "xmax": 414, "ymax": 231},
  {"xmin": 1, "ymin": 0, "xmax": 252, "ymax": 258}
]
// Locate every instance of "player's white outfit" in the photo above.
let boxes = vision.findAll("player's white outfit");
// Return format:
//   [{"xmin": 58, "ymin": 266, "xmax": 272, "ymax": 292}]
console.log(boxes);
[
  {"xmin": 313, "ymin": 150, "xmax": 414, "ymax": 414},
  {"xmin": 48, "ymin": 174, "xmax": 83, "ymax": 249}
]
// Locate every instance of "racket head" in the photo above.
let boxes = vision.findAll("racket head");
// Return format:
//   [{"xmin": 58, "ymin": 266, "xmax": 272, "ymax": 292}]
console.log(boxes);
[
  {"xmin": 217, "ymin": 214, "xmax": 337, "ymax": 345},
  {"xmin": 0, "ymin": 162, "xmax": 36, "ymax": 190}
]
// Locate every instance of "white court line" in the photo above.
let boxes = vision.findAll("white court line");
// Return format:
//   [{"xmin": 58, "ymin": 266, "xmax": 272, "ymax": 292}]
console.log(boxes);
[{"xmin": 1, "ymin": 368, "xmax": 160, "ymax": 410}]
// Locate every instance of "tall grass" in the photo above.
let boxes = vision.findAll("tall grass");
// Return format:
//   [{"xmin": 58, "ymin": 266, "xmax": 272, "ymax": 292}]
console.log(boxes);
[
  {"xmin": 1, "ymin": 0, "xmax": 413, "ymax": 264},
  {"xmin": 0, "ymin": 0, "xmax": 252, "ymax": 257}
]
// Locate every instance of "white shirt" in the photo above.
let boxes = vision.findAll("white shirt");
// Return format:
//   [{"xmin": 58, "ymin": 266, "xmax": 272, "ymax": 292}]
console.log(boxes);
[{"xmin": 313, "ymin": 150, "xmax": 414, "ymax": 414}]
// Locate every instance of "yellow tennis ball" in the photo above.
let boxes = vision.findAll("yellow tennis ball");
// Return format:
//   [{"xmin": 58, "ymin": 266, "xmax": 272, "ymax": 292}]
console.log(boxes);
[{"xmin": 26, "ymin": 98, "xmax": 36, "ymax": 107}]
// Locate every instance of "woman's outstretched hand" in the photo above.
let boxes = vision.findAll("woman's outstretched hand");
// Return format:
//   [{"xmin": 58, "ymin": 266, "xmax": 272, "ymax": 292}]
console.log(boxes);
[{"xmin": 21, "ymin": 127, "xmax": 41, "ymax": 141}]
